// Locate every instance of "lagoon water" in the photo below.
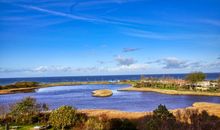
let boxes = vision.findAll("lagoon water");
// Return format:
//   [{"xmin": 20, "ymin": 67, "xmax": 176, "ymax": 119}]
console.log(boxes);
[{"xmin": 1, "ymin": 84, "xmax": 220, "ymax": 111}]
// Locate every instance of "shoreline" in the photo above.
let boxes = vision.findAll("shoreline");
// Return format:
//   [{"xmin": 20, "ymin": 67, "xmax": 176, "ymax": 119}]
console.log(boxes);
[
  {"xmin": 79, "ymin": 102, "xmax": 220, "ymax": 119},
  {"xmin": 0, "ymin": 81, "xmax": 125, "ymax": 95},
  {"xmin": 119, "ymin": 86, "xmax": 220, "ymax": 96},
  {"xmin": 0, "ymin": 87, "xmax": 37, "ymax": 95},
  {"xmin": 0, "ymin": 81, "xmax": 220, "ymax": 97}
]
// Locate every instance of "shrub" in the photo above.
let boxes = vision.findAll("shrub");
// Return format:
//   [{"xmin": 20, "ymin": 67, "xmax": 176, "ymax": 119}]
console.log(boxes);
[
  {"xmin": 190, "ymin": 110, "xmax": 220, "ymax": 130},
  {"xmin": 49, "ymin": 106, "xmax": 77, "ymax": 130},
  {"xmin": 0, "ymin": 105, "xmax": 8, "ymax": 117},
  {"xmin": 14, "ymin": 81, "xmax": 39, "ymax": 88},
  {"xmin": 4, "ymin": 85, "xmax": 16, "ymax": 89},
  {"xmin": 85, "ymin": 117, "xmax": 106, "ymax": 130},
  {"xmin": 75, "ymin": 112, "xmax": 88, "ymax": 126},
  {"xmin": 9, "ymin": 97, "xmax": 48, "ymax": 124},
  {"xmin": 3, "ymin": 81, "xmax": 39, "ymax": 89},
  {"xmin": 109, "ymin": 118, "xmax": 137, "ymax": 130}
]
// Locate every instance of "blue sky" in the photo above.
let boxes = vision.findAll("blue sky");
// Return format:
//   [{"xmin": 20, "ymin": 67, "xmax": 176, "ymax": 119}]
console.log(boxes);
[{"xmin": 0, "ymin": 0, "xmax": 220, "ymax": 78}]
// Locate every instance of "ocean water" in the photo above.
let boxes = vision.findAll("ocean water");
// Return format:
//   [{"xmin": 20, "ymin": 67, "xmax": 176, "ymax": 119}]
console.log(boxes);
[
  {"xmin": 0, "ymin": 73, "xmax": 219, "ymax": 85},
  {"xmin": 0, "ymin": 84, "xmax": 220, "ymax": 112}
]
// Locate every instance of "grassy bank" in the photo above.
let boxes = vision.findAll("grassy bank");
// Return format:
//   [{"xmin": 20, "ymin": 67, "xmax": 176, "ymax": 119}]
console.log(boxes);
[
  {"xmin": 191, "ymin": 102, "xmax": 220, "ymax": 117},
  {"xmin": 119, "ymin": 86, "xmax": 220, "ymax": 96},
  {"xmin": 79, "ymin": 102, "xmax": 220, "ymax": 119},
  {"xmin": 79, "ymin": 109, "xmax": 151, "ymax": 119},
  {"xmin": 0, "ymin": 87, "xmax": 37, "ymax": 95}
]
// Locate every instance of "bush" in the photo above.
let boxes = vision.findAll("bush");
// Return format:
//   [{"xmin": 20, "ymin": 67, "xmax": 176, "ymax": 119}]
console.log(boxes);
[
  {"xmin": 3, "ymin": 81, "xmax": 39, "ymax": 89},
  {"xmin": 134, "ymin": 81, "xmax": 181, "ymax": 90},
  {"xmin": 49, "ymin": 106, "xmax": 77, "ymax": 130},
  {"xmin": 9, "ymin": 97, "xmax": 48, "ymax": 124},
  {"xmin": 0, "ymin": 105, "xmax": 8, "ymax": 117},
  {"xmin": 109, "ymin": 118, "xmax": 137, "ymax": 130},
  {"xmin": 14, "ymin": 81, "xmax": 39, "ymax": 88},
  {"xmin": 85, "ymin": 117, "xmax": 106, "ymax": 130},
  {"xmin": 190, "ymin": 110, "xmax": 220, "ymax": 130}
]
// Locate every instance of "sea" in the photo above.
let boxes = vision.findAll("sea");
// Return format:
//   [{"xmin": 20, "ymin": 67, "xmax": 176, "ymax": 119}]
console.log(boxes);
[{"xmin": 0, "ymin": 73, "xmax": 219, "ymax": 85}]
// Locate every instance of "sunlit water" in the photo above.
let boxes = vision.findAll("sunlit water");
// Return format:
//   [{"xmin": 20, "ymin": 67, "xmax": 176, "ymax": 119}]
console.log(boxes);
[{"xmin": 0, "ymin": 84, "xmax": 220, "ymax": 112}]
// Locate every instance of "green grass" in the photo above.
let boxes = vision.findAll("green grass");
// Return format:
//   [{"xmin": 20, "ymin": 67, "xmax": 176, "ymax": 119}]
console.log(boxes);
[
  {"xmin": 0, "ymin": 124, "xmax": 47, "ymax": 130},
  {"xmin": 18, "ymin": 125, "xmax": 34, "ymax": 130}
]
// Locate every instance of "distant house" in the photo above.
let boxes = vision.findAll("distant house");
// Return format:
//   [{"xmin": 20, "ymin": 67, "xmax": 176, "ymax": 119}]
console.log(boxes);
[
  {"xmin": 158, "ymin": 79, "xmax": 187, "ymax": 86},
  {"xmin": 108, "ymin": 80, "xmax": 120, "ymax": 83},
  {"xmin": 195, "ymin": 87, "xmax": 209, "ymax": 91},
  {"xmin": 197, "ymin": 81, "xmax": 210, "ymax": 87},
  {"xmin": 197, "ymin": 81, "xmax": 217, "ymax": 87}
]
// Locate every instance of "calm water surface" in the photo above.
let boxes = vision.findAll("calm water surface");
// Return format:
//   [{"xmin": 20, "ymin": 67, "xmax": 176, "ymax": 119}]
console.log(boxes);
[{"xmin": 0, "ymin": 84, "xmax": 220, "ymax": 112}]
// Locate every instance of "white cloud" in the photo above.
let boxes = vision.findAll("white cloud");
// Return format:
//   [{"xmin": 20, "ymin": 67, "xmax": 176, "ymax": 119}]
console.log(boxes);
[
  {"xmin": 0, "ymin": 57, "xmax": 219, "ymax": 76},
  {"xmin": 32, "ymin": 66, "xmax": 73, "ymax": 73},
  {"xmin": 161, "ymin": 57, "xmax": 188, "ymax": 69},
  {"xmin": 107, "ymin": 63, "xmax": 148, "ymax": 72},
  {"xmin": 115, "ymin": 55, "xmax": 136, "ymax": 66}
]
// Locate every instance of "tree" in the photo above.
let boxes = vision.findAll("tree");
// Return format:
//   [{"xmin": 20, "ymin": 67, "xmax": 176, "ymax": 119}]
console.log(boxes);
[
  {"xmin": 146, "ymin": 104, "xmax": 176, "ymax": 130},
  {"xmin": 9, "ymin": 97, "xmax": 48, "ymax": 124},
  {"xmin": 185, "ymin": 72, "xmax": 206, "ymax": 87},
  {"xmin": 49, "ymin": 106, "xmax": 77, "ymax": 130}
]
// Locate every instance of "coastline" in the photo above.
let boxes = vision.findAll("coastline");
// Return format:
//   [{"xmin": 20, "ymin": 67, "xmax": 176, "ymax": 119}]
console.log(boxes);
[{"xmin": 119, "ymin": 86, "xmax": 220, "ymax": 96}]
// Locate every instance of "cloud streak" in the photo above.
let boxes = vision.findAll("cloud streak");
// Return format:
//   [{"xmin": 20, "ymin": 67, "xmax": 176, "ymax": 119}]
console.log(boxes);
[
  {"xmin": 122, "ymin": 28, "xmax": 220, "ymax": 40},
  {"xmin": 122, "ymin": 28, "xmax": 182, "ymax": 40},
  {"xmin": 16, "ymin": 4, "xmax": 99, "ymax": 22},
  {"xmin": 123, "ymin": 48, "xmax": 140, "ymax": 53},
  {"xmin": 75, "ymin": 0, "xmax": 142, "ymax": 8},
  {"xmin": 2, "ymin": 1, "xmax": 220, "ymax": 29},
  {"xmin": 196, "ymin": 19, "xmax": 220, "ymax": 27},
  {"xmin": 9, "ymin": 3, "xmax": 133, "ymax": 26}
]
